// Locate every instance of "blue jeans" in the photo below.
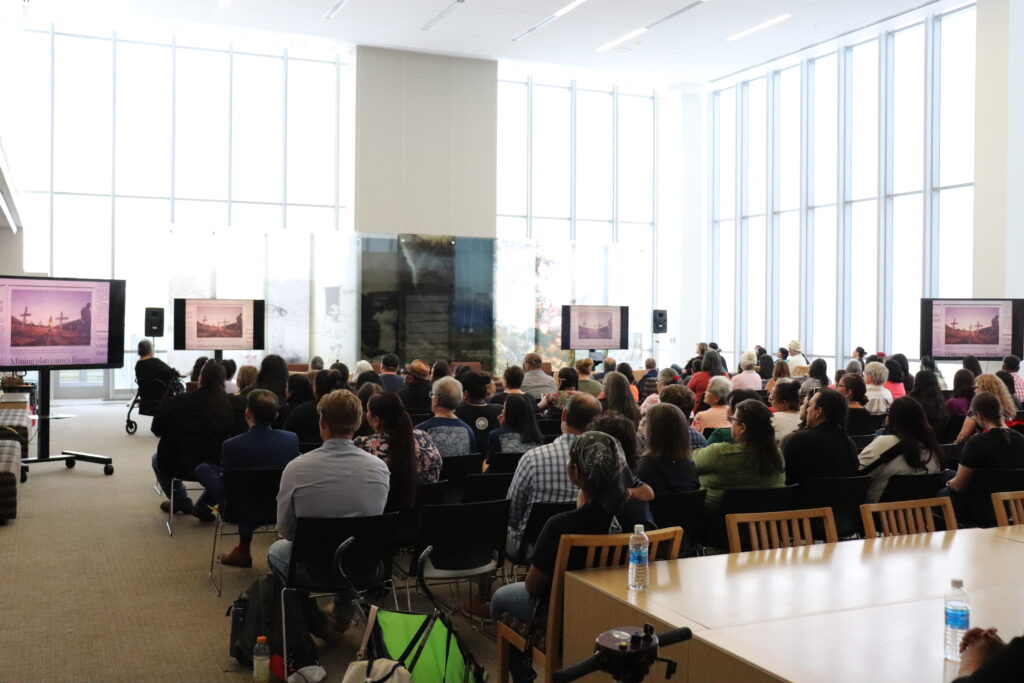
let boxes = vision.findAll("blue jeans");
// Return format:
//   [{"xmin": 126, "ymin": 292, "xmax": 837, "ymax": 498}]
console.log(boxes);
[
  {"xmin": 151, "ymin": 453, "xmax": 190, "ymax": 504},
  {"xmin": 490, "ymin": 582, "xmax": 544, "ymax": 625},
  {"xmin": 268, "ymin": 539, "xmax": 355, "ymax": 624}
]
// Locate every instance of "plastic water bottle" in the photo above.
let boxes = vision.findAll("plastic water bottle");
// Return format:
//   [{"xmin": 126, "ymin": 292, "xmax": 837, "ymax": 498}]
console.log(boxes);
[
  {"xmin": 628, "ymin": 524, "xmax": 649, "ymax": 591},
  {"xmin": 252, "ymin": 635, "xmax": 270, "ymax": 682},
  {"xmin": 944, "ymin": 579, "xmax": 970, "ymax": 662}
]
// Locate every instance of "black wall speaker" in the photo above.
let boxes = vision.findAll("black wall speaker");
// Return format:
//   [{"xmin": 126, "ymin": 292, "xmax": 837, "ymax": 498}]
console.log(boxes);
[
  {"xmin": 145, "ymin": 307, "xmax": 165, "ymax": 337},
  {"xmin": 653, "ymin": 309, "xmax": 667, "ymax": 334}
]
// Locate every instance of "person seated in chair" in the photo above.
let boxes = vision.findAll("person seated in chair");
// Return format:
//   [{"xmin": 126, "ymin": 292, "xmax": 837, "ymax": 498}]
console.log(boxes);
[
  {"xmin": 193, "ymin": 389, "xmax": 300, "ymax": 567},
  {"xmin": 268, "ymin": 389, "xmax": 390, "ymax": 635},
  {"xmin": 151, "ymin": 361, "xmax": 246, "ymax": 520},
  {"xmin": 415, "ymin": 376, "xmax": 477, "ymax": 457},
  {"xmin": 378, "ymin": 353, "xmax": 405, "ymax": 393},
  {"xmin": 398, "ymin": 359, "xmax": 433, "ymax": 413},
  {"xmin": 134, "ymin": 339, "xmax": 181, "ymax": 393},
  {"xmin": 283, "ymin": 369, "xmax": 344, "ymax": 444},
  {"xmin": 782, "ymin": 388, "xmax": 858, "ymax": 487},
  {"xmin": 455, "ymin": 372, "xmax": 502, "ymax": 457}
]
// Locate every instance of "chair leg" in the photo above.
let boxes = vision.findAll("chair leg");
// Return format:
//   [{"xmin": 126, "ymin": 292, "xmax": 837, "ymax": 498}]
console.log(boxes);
[
  {"xmin": 496, "ymin": 627, "xmax": 513, "ymax": 683},
  {"xmin": 208, "ymin": 518, "xmax": 222, "ymax": 596},
  {"xmin": 281, "ymin": 587, "xmax": 290, "ymax": 678},
  {"xmin": 166, "ymin": 479, "xmax": 177, "ymax": 536}
]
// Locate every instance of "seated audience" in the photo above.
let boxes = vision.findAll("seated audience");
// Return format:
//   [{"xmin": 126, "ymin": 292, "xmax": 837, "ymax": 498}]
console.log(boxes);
[
  {"xmin": 280, "ymin": 374, "xmax": 315, "ymax": 426},
  {"xmin": 954, "ymin": 628, "xmax": 1024, "ymax": 681},
  {"xmin": 731, "ymin": 355, "xmax": 763, "ymax": 391},
  {"xmin": 355, "ymin": 370, "xmax": 382, "ymax": 389},
  {"xmin": 505, "ymin": 393, "xmax": 602, "ymax": 556},
  {"xmin": 538, "ymin": 367, "xmax": 581, "ymax": 416},
  {"xmin": 600, "ymin": 371, "xmax": 640, "ymax": 426},
  {"xmin": 708, "ymin": 343, "xmax": 729, "ymax": 373},
  {"xmin": 776, "ymin": 346, "xmax": 790, "ymax": 363},
  {"xmin": 692, "ymin": 376, "xmax": 732, "ymax": 432},
  {"xmin": 240, "ymin": 354, "xmax": 289, "ymax": 403},
  {"xmin": 489, "ymin": 365, "xmax": 533, "ymax": 408},
  {"xmin": 431, "ymin": 360, "xmax": 452, "ymax": 381},
  {"xmin": 329, "ymin": 362, "xmax": 351, "ymax": 385},
  {"xmin": 189, "ymin": 356, "xmax": 209, "ymax": 383},
  {"xmin": 995, "ymin": 370, "xmax": 1023, "ymax": 410},
  {"xmin": 764, "ymin": 359, "xmax": 790, "ymax": 393},
  {"xmin": 770, "ymin": 380, "xmax": 802, "ymax": 443},
  {"xmin": 850, "ymin": 346, "xmax": 867, "ymax": 372},
  {"xmin": 786, "ymin": 340, "xmax": 809, "ymax": 367},
  {"xmin": 693, "ymin": 399, "xmax": 786, "ymax": 514},
  {"xmin": 891, "ymin": 353, "xmax": 915, "ymax": 394},
  {"xmin": 356, "ymin": 391, "xmax": 441, "ymax": 494},
  {"xmin": 837, "ymin": 373, "xmax": 876, "ymax": 435},
  {"xmin": 756, "ymin": 353, "xmax": 775, "ymax": 383},
  {"xmin": 193, "ymin": 389, "xmax": 300, "ymax": 567},
  {"xmin": 637, "ymin": 384, "xmax": 707, "ymax": 452},
  {"xmin": 864, "ymin": 361, "xmax": 894, "ymax": 415},
  {"xmin": 637, "ymin": 403, "xmax": 699, "ymax": 494},
  {"xmin": 1002, "ymin": 354, "xmax": 1024, "ymax": 404},
  {"xmin": 353, "ymin": 360, "xmax": 373, "ymax": 380},
  {"xmin": 593, "ymin": 356, "xmax": 616, "ymax": 382},
  {"xmin": 963, "ymin": 354, "xmax": 983, "ymax": 378},
  {"xmin": 705, "ymin": 389, "xmax": 762, "ymax": 445},
  {"xmin": 378, "ymin": 353, "xmax": 405, "ymax": 393},
  {"xmin": 222, "ymin": 359, "xmax": 239, "ymax": 394},
  {"xmin": 636, "ymin": 358, "xmax": 659, "ymax": 400},
  {"xmin": 908, "ymin": 370, "xmax": 950, "ymax": 438},
  {"xmin": 269, "ymin": 389, "xmax": 390, "ymax": 635},
  {"xmin": 919, "ymin": 355, "xmax": 946, "ymax": 390},
  {"xmin": 575, "ymin": 358, "xmax": 602, "ymax": 397},
  {"xmin": 947, "ymin": 368, "xmax": 976, "ymax": 417},
  {"xmin": 688, "ymin": 349, "xmax": 726, "ymax": 408},
  {"xmin": 354, "ymin": 382, "xmax": 383, "ymax": 437},
  {"xmin": 857, "ymin": 397, "xmax": 942, "ymax": 503},
  {"xmin": 309, "ymin": 356, "xmax": 324, "ymax": 371},
  {"xmin": 945, "ymin": 392, "xmax": 1024, "ymax": 503},
  {"xmin": 799, "ymin": 358, "xmax": 829, "ymax": 396},
  {"xmin": 398, "ymin": 359, "xmax": 432, "ymax": 413},
  {"xmin": 586, "ymin": 412, "xmax": 656, "ymax": 530},
  {"xmin": 487, "ymin": 394, "xmax": 543, "ymax": 457},
  {"xmin": 135, "ymin": 339, "xmax": 181, "ymax": 389},
  {"xmin": 832, "ymin": 369, "xmax": 847, "ymax": 389},
  {"xmin": 684, "ymin": 343, "xmax": 707, "ymax": 377},
  {"xmin": 455, "ymin": 372, "xmax": 502, "ymax": 455},
  {"xmin": 235, "ymin": 364, "xmax": 258, "ymax": 393},
  {"xmin": 520, "ymin": 353, "xmax": 558, "ymax": 399},
  {"xmin": 284, "ymin": 369, "xmax": 343, "ymax": 443},
  {"xmin": 639, "ymin": 368, "xmax": 681, "ymax": 414},
  {"xmin": 845, "ymin": 359, "xmax": 863, "ymax": 376},
  {"xmin": 955, "ymin": 374, "xmax": 1018, "ymax": 443},
  {"xmin": 782, "ymin": 388, "xmax": 858, "ymax": 486},
  {"xmin": 491, "ymin": 431, "xmax": 631, "ymax": 633},
  {"xmin": 151, "ymin": 361, "xmax": 245, "ymax": 518},
  {"xmin": 416, "ymin": 376, "xmax": 477, "ymax": 456}
]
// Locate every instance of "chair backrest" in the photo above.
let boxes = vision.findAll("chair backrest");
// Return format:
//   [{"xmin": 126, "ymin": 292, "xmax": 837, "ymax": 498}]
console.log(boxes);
[
  {"xmin": 488, "ymin": 452, "xmax": 524, "ymax": 474},
  {"xmin": 726, "ymin": 507, "xmax": 837, "ymax": 553},
  {"xmin": 173, "ymin": 435, "xmax": 226, "ymax": 478},
  {"xmin": 943, "ymin": 414, "xmax": 966, "ymax": 443},
  {"xmin": 220, "ymin": 467, "xmax": 283, "ymax": 526},
  {"xmin": 797, "ymin": 476, "xmax": 871, "ymax": 538},
  {"xmin": 648, "ymin": 489, "xmax": 707, "ymax": 536},
  {"xmin": 298, "ymin": 441, "xmax": 321, "ymax": 454},
  {"xmin": 393, "ymin": 480, "xmax": 448, "ymax": 546},
  {"xmin": 850, "ymin": 434, "xmax": 876, "ymax": 452},
  {"xmin": 860, "ymin": 497, "xmax": 958, "ymax": 538},
  {"xmin": 289, "ymin": 513, "xmax": 399, "ymax": 591},
  {"xmin": 701, "ymin": 485, "xmax": 798, "ymax": 549},
  {"xmin": 542, "ymin": 434, "xmax": 559, "ymax": 444},
  {"xmin": 439, "ymin": 453, "xmax": 485, "ymax": 503},
  {"xmin": 515, "ymin": 501, "xmax": 576, "ymax": 564},
  {"xmin": 414, "ymin": 499, "xmax": 511, "ymax": 571},
  {"xmin": 992, "ymin": 491, "xmax": 1024, "ymax": 526},
  {"xmin": 878, "ymin": 472, "xmax": 950, "ymax": 503},
  {"xmin": 461, "ymin": 473, "xmax": 514, "ymax": 503},
  {"xmin": 545, "ymin": 528, "xmax": 683, "ymax": 676},
  {"xmin": 956, "ymin": 469, "xmax": 1024, "ymax": 525},
  {"xmin": 287, "ymin": 363, "xmax": 310, "ymax": 372},
  {"xmin": 538, "ymin": 419, "xmax": 562, "ymax": 437}
]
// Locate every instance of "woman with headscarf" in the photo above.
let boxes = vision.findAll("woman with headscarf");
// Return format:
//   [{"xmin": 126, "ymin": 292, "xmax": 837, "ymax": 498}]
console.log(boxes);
[{"xmin": 489, "ymin": 431, "xmax": 631, "ymax": 628}]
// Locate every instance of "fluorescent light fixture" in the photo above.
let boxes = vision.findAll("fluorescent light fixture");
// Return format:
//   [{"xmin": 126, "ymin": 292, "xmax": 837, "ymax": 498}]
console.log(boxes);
[
  {"xmin": 512, "ymin": 0, "xmax": 591, "ymax": 42},
  {"xmin": 726, "ymin": 13, "xmax": 792, "ymax": 42},
  {"xmin": 595, "ymin": 27, "xmax": 647, "ymax": 53},
  {"xmin": 422, "ymin": 0, "xmax": 466, "ymax": 31},
  {"xmin": 324, "ymin": 0, "xmax": 350, "ymax": 20},
  {"xmin": 553, "ymin": 0, "xmax": 591, "ymax": 18}
]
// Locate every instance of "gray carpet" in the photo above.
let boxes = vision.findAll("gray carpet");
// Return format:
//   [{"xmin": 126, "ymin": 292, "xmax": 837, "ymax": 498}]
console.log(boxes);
[{"xmin": 0, "ymin": 402, "xmax": 498, "ymax": 682}]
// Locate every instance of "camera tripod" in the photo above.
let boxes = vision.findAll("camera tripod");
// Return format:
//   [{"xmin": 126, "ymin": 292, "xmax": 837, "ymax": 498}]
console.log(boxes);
[{"xmin": 552, "ymin": 623, "xmax": 693, "ymax": 683}]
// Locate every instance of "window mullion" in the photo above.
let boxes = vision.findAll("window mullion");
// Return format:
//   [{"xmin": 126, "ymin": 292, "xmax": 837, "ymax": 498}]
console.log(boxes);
[
  {"xmin": 880, "ymin": 31, "xmax": 895, "ymax": 354},
  {"xmin": 800, "ymin": 58, "xmax": 813, "ymax": 354},
  {"xmin": 768, "ymin": 72, "xmax": 780, "ymax": 351},
  {"xmin": 837, "ymin": 46, "xmax": 851, "ymax": 367},
  {"xmin": 736, "ymin": 82, "xmax": 748, "ymax": 357},
  {"xmin": 924, "ymin": 15, "xmax": 941, "ymax": 297}
]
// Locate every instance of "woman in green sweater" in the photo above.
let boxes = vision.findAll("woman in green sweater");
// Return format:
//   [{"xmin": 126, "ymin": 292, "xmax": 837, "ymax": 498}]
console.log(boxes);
[{"xmin": 693, "ymin": 398, "xmax": 786, "ymax": 512}]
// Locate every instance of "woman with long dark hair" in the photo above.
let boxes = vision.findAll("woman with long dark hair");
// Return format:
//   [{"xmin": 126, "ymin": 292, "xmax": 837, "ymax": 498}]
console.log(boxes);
[
  {"xmin": 765, "ymin": 359, "xmax": 790, "ymax": 393},
  {"xmin": 884, "ymin": 359, "xmax": 907, "ymax": 399},
  {"xmin": 487, "ymin": 394, "xmax": 543, "ymax": 456},
  {"xmin": 189, "ymin": 356, "xmax": 209, "ymax": 383},
  {"xmin": 687, "ymin": 349, "xmax": 725, "ymax": 409},
  {"xmin": 538, "ymin": 367, "xmax": 580, "ymax": 415},
  {"xmin": 800, "ymin": 358, "xmax": 829, "ymax": 396},
  {"xmin": 963, "ymin": 355, "xmax": 983, "ymax": 378},
  {"xmin": 920, "ymin": 355, "xmax": 947, "ymax": 390},
  {"xmin": 280, "ymin": 373, "xmax": 315, "ymax": 425},
  {"xmin": 283, "ymin": 369, "xmax": 344, "ymax": 443},
  {"xmin": 891, "ymin": 353, "xmax": 915, "ymax": 395},
  {"xmin": 638, "ymin": 403, "xmax": 698, "ymax": 494},
  {"xmin": 756, "ymin": 353, "xmax": 775, "ymax": 382},
  {"xmin": 947, "ymin": 368, "xmax": 976, "ymax": 417},
  {"xmin": 431, "ymin": 360, "xmax": 452, "ymax": 381},
  {"xmin": 602, "ymin": 371, "xmax": 640, "ymax": 426},
  {"xmin": 615, "ymin": 363, "xmax": 639, "ymax": 401},
  {"xmin": 836, "ymin": 373, "xmax": 876, "ymax": 435},
  {"xmin": 355, "ymin": 382, "xmax": 384, "ymax": 437},
  {"xmin": 908, "ymin": 370, "xmax": 950, "ymax": 438},
  {"xmin": 858, "ymin": 396, "xmax": 943, "ymax": 502},
  {"xmin": 946, "ymin": 392, "xmax": 1024, "ymax": 498},
  {"xmin": 356, "ymin": 392, "xmax": 442, "ymax": 510},
  {"xmin": 242, "ymin": 354, "xmax": 289, "ymax": 401}
]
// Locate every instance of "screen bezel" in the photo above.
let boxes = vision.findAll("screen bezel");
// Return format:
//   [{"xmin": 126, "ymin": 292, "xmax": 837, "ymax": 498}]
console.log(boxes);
[
  {"xmin": 172, "ymin": 298, "xmax": 266, "ymax": 351},
  {"xmin": 560, "ymin": 305, "xmax": 630, "ymax": 351},
  {"xmin": 0, "ymin": 275, "xmax": 126, "ymax": 371},
  {"xmin": 920, "ymin": 298, "xmax": 1024, "ymax": 361}
]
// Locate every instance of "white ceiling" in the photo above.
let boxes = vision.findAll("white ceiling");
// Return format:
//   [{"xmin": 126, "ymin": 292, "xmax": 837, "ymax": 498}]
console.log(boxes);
[{"xmin": 19, "ymin": 0, "xmax": 947, "ymax": 83}]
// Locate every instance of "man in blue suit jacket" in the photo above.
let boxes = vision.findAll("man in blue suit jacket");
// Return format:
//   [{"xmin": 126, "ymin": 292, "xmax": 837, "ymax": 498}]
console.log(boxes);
[{"xmin": 193, "ymin": 388, "xmax": 299, "ymax": 567}]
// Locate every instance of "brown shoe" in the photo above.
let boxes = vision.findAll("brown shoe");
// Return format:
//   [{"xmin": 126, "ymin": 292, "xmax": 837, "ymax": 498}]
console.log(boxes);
[{"xmin": 220, "ymin": 546, "xmax": 253, "ymax": 568}]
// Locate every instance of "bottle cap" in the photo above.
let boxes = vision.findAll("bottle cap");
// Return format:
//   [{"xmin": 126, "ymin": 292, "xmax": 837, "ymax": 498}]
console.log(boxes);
[
  {"xmin": 257, "ymin": 635, "xmax": 267, "ymax": 643},
  {"xmin": 951, "ymin": 578, "xmax": 963, "ymax": 589},
  {"xmin": 634, "ymin": 524, "xmax": 644, "ymax": 534}
]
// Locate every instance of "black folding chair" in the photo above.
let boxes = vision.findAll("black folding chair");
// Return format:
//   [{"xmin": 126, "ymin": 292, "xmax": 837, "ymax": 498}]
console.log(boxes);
[
  {"xmin": 440, "ymin": 454, "xmax": 484, "ymax": 504},
  {"xmin": 952, "ymin": 468, "xmax": 1024, "ymax": 527},
  {"xmin": 699, "ymin": 485, "xmax": 798, "ymax": 551},
  {"xmin": 850, "ymin": 434, "xmax": 876, "ymax": 453},
  {"xmin": 298, "ymin": 441, "xmax": 321, "ymax": 454},
  {"xmin": 649, "ymin": 489, "xmax": 708, "ymax": 555},
  {"xmin": 488, "ymin": 452, "xmax": 524, "ymax": 474},
  {"xmin": 461, "ymin": 473, "xmax": 513, "ymax": 503},
  {"xmin": 798, "ymin": 476, "xmax": 871, "ymax": 539},
  {"xmin": 943, "ymin": 415, "xmax": 967, "ymax": 443},
  {"xmin": 156, "ymin": 435, "xmax": 224, "ymax": 536},
  {"xmin": 879, "ymin": 472, "xmax": 949, "ymax": 503},
  {"xmin": 511, "ymin": 501, "xmax": 575, "ymax": 573},
  {"xmin": 393, "ymin": 480, "xmax": 448, "ymax": 548},
  {"xmin": 538, "ymin": 419, "xmax": 563, "ymax": 437},
  {"xmin": 275, "ymin": 514, "xmax": 399, "ymax": 673},
  {"xmin": 208, "ymin": 467, "xmax": 283, "ymax": 595}
]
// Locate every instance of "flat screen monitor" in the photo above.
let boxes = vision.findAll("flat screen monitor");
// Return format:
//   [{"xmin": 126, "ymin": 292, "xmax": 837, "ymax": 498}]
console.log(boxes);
[
  {"xmin": 920, "ymin": 298, "xmax": 1024, "ymax": 361},
  {"xmin": 173, "ymin": 298, "xmax": 265, "ymax": 351},
  {"xmin": 560, "ymin": 305, "xmax": 629, "ymax": 351},
  {"xmin": 0, "ymin": 275, "xmax": 126, "ymax": 370}
]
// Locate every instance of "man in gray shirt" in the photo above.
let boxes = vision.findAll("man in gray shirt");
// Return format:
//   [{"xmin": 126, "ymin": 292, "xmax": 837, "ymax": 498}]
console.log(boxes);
[
  {"xmin": 268, "ymin": 388, "xmax": 390, "ymax": 631},
  {"xmin": 520, "ymin": 352, "xmax": 557, "ymax": 400}
]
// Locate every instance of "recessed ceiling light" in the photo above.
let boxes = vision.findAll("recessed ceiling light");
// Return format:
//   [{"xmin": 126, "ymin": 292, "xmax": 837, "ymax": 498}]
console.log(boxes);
[
  {"xmin": 595, "ymin": 27, "xmax": 647, "ymax": 53},
  {"xmin": 726, "ymin": 13, "xmax": 792, "ymax": 42},
  {"xmin": 512, "ymin": 0, "xmax": 592, "ymax": 42},
  {"xmin": 422, "ymin": 0, "xmax": 466, "ymax": 31},
  {"xmin": 324, "ymin": 0, "xmax": 350, "ymax": 20},
  {"xmin": 552, "ymin": 0, "xmax": 591, "ymax": 18}
]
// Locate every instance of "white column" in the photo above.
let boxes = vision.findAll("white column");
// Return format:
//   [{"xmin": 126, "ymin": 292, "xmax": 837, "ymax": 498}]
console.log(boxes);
[{"xmin": 973, "ymin": 0, "xmax": 1024, "ymax": 297}]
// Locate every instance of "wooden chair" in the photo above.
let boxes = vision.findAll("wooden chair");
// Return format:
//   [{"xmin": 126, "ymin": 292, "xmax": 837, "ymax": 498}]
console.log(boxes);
[
  {"xmin": 495, "ymin": 526, "xmax": 683, "ymax": 683},
  {"xmin": 992, "ymin": 491, "xmax": 1024, "ymax": 526},
  {"xmin": 860, "ymin": 497, "xmax": 958, "ymax": 538},
  {"xmin": 725, "ymin": 507, "xmax": 837, "ymax": 553}
]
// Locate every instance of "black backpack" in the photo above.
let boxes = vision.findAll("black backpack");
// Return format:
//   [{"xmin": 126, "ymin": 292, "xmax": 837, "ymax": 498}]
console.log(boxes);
[{"xmin": 227, "ymin": 572, "xmax": 319, "ymax": 672}]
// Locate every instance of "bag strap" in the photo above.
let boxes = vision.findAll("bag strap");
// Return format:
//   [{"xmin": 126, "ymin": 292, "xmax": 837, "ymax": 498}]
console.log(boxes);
[
  {"xmin": 516, "ymin": 600, "xmax": 542, "ymax": 681},
  {"xmin": 405, "ymin": 615, "xmax": 440, "ymax": 673},
  {"xmin": 356, "ymin": 605, "xmax": 379, "ymax": 661},
  {"xmin": 365, "ymin": 660, "xmax": 406, "ymax": 683},
  {"xmin": 396, "ymin": 614, "xmax": 437, "ymax": 667},
  {"xmin": 860, "ymin": 438, "xmax": 914, "ymax": 475}
]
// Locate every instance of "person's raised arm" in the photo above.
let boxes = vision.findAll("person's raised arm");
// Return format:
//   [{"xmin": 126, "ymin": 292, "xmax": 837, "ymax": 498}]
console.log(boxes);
[{"xmin": 955, "ymin": 416, "xmax": 978, "ymax": 444}]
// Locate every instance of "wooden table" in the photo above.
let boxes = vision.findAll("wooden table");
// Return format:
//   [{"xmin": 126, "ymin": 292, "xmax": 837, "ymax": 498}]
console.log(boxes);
[{"xmin": 562, "ymin": 528, "xmax": 1024, "ymax": 681}]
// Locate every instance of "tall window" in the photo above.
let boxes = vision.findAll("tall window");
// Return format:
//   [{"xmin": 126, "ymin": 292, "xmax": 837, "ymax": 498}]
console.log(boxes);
[{"xmin": 709, "ymin": 4, "xmax": 976, "ymax": 366}]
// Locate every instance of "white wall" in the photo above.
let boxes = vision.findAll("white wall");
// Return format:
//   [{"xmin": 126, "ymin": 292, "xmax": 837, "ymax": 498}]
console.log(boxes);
[
  {"xmin": 0, "ymin": 226, "xmax": 26, "ymax": 276},
  {"xmin": 973, "ymin": 0, "xmax": 1024, "ymax": 298},
  {"xmin": 355, "ymin": 46, "xmax": 497, "ymax": 238}
]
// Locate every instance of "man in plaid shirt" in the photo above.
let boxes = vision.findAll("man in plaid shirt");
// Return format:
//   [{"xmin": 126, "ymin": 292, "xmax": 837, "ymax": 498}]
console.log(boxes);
[
  {"xmin": 1002, "ymin": 355, "xmax": 1024, "ymax": 405},
  {"xmin": 505, "ymin": 392, "xmax": 603, "ymax": 557}
]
